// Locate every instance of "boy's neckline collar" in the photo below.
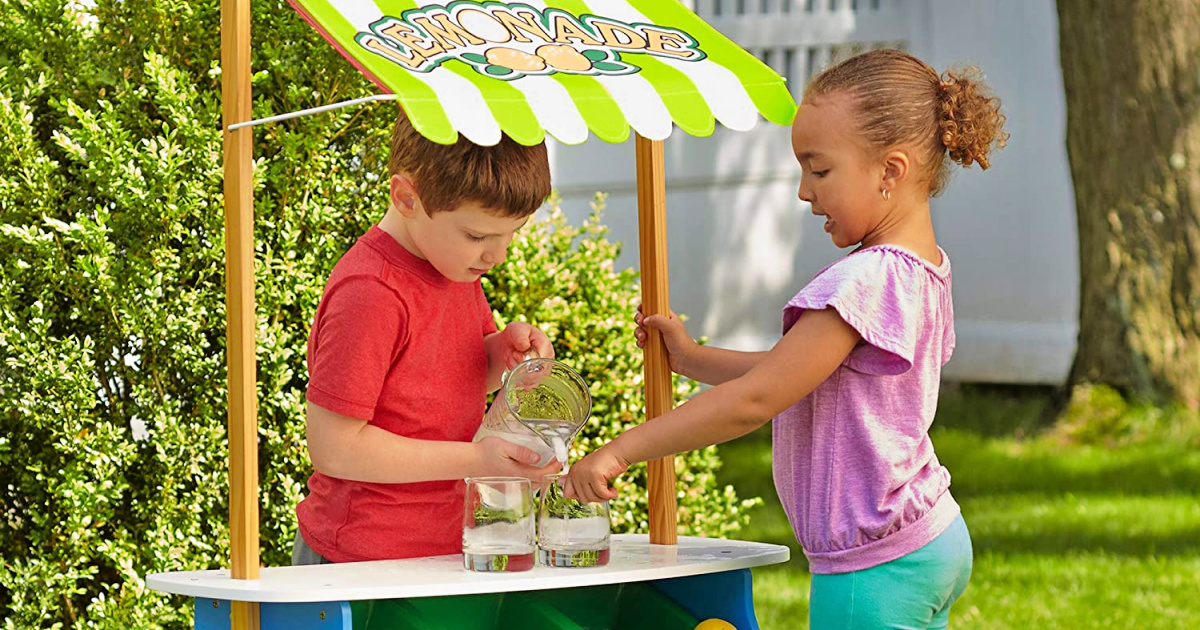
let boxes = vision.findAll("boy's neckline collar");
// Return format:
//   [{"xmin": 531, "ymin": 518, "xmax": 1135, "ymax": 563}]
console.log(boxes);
[{"xmin": 363, "ymin": 225, "xmax": 451, "ymax": 287}]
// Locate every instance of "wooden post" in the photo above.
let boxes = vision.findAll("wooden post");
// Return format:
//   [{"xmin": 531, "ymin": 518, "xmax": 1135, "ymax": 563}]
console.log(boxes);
[
  {"xmin": 221, "ymin": 0, "xmax": 260, "ymax": 628},
  {"xmin": 635, "ymin": 134, "xmax": 678, "ymax": 545}
]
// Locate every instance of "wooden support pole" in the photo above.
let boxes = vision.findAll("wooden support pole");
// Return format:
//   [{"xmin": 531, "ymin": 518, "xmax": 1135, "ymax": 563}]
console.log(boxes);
[
  {"xmin": 221, "ymin": 0, "xmax": 260, "ymax": 627},
  {"xmin": 635, "ymin": 134, "xmax": 678, "ymax": 545}
]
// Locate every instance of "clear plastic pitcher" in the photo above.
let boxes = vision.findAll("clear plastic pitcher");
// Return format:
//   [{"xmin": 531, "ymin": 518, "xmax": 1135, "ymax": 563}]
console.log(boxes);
[{"xmin": 473, "ymin": 357, "xmax": 591, "ymax": 467}]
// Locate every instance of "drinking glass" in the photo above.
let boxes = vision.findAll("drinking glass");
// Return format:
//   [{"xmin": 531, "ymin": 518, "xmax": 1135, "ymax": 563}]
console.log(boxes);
[
  {"xmin": 536, "ymin": 473, "xmax": 611, "ymax": 568},
  {"xmin": 462, "ymin": 477, "xmax": 535, "ymax": 572}
]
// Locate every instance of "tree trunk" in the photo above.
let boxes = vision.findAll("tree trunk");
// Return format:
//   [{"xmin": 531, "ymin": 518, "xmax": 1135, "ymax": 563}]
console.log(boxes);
[{"xmin": 1057, "ymin": 0, "xmax": 1200, "ymax": 408}]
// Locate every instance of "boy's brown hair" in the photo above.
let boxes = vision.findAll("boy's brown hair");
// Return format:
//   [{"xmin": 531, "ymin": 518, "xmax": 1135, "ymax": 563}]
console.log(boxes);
[{"xmin": 388, "ymin": 111, "xmax": 551, "ymax": 217}]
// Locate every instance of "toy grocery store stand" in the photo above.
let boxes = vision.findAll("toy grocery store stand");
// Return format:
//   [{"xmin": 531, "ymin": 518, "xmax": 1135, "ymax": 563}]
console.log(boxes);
[
  {"xmin": 150, "ymin": 534, "xmax": 789, "ymax": 629},
  {"xmin": 147, "ymin": 1, "xmax": 799, "ymax": 629}
]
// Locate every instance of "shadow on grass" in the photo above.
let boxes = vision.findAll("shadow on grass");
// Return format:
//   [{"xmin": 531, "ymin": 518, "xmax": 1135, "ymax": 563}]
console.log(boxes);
[
  {"xmin": 970, "ymin": 525, "xmax": 1200, "ymax": 556},
  {"xmin": 934, "ymin": 382, "xmax": 1059, "ymax": 438},
  {"xmin": 933, "ymin": 429, "xmax": 1200, "ymax": 497},
  {"xmin": 962, "ymin": 493, "xmax": 1200, "ymax": 556}
]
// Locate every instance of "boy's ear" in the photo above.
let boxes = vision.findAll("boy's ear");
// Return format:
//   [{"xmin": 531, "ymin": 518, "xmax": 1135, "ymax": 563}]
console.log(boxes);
[
  {"xmin": 881, "ymin": 150, "xmax": 910, "ymax": 193},
  {"xmin": 390, "ymin": 174, "xmax": 423, "ymax": 218}
]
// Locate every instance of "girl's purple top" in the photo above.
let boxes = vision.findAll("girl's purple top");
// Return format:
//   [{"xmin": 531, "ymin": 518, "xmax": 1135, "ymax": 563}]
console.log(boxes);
[{"xmin": 772, "ymin": 245, "xmax": 960, "ymax": 574}]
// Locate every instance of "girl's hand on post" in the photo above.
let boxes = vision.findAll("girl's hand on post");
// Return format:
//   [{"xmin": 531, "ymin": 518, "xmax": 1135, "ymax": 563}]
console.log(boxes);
[
  {"xmin": 562, "ymin": 445, "xmax": 629, "ymax": 504},
  {"xmin": 634, "ymin": 305, "xmax": 695, "ymax": 375}
]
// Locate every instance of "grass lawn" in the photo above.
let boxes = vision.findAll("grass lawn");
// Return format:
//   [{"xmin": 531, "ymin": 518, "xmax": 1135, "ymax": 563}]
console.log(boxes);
[{"xmin": 718, "ymin": 385, "xmax": 1200, "ymax": 629}]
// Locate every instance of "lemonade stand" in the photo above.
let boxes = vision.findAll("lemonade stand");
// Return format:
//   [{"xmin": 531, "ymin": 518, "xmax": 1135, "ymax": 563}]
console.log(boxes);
[{"xmin": 147, "ymin": 1, "xmax": 797, "ymax": 628}]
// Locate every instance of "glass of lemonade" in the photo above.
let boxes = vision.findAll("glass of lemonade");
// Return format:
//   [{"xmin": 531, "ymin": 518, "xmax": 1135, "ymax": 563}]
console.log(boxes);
[
  {"xmin": 537, "ymin": 473, "xmax": 611, "ymax": 568},
  {"xmin": 462, "ymin": 477, "xmax": 535, "ymax": 572}
]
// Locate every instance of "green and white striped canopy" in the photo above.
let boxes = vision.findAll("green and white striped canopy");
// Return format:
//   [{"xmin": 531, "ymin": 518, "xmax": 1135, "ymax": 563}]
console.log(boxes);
[{"xmin": 288, "ymin": 0, "xmax": 797, "ymax": 145}]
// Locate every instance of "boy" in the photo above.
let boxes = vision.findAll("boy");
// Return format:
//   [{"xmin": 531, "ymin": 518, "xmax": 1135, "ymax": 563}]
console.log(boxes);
[{"xmin": 293, "ymin": 112, "xmax": 562, "ymax": 564}]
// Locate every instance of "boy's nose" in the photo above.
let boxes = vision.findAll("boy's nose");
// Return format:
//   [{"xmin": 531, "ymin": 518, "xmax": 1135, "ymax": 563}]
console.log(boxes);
[{"xmin": 482, "ymin": 246, "xmax": 506, "ymax": 265}]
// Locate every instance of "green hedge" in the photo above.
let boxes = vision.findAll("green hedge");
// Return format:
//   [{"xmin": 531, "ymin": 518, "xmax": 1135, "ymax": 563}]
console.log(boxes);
[{"xmin": 0, "ymin": 2, "xmax": 758, "ymax": 628}]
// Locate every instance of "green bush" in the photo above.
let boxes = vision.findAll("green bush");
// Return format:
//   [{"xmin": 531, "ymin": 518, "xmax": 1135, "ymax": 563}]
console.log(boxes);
[
  {"xmin": 1051, "ymin": 384, "xmax": 1200, "ymax": 447},
  {"xmin": 0, "ymin": 2, "xmax": 757, "ymax": 628}
]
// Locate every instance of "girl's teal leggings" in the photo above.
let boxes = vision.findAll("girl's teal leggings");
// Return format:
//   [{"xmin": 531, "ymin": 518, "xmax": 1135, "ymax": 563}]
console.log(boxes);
[{"xmin": 809, "ymin": 514, "xmax": 973, "ymax": 630}]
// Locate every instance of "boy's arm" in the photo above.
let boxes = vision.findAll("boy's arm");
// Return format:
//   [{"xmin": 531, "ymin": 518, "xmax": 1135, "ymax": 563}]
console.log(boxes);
[
  {"xmin": 306, "ymin": 401, "xmax": 560, "ymax": 483},
  {"xmin": 483, "ymin": 331, "xmax": 506, "ymax": 393}
]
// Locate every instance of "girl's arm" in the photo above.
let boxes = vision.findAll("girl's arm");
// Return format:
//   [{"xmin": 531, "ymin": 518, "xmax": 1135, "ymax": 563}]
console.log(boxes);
[
  {"xmin": 637, "ymin": 309, "xmax": 768, "ymax": 385},
  {"xmin": 677, "ymin": 344, "xmax": 770, "ymax": 386},
  {"xmin": 566, "ymin": 307, "xmax": 860, "ymax": 503}
]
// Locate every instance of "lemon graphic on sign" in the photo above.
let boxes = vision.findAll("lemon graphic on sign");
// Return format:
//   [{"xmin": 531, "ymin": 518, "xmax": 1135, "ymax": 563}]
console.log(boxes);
[
  {"xmin": 461, "ymin": 45, "xmax": 634, "ymax": 79},
  {"xmin": 536, "ymin": 44, "xmax": 592, "ymax": 71},
  {"xmin": 482, "ymin": 47, "xmax": 547, "ymax": 74},
  {"xmin": 535, "ymin": 46, "xmax": 630, "ymax": 74}
]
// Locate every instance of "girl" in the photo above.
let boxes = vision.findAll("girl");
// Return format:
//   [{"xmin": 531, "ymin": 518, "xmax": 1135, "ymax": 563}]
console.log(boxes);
[{"xmin": 565, "ymin": 49, "xmax": 1007, "ymax": 629}]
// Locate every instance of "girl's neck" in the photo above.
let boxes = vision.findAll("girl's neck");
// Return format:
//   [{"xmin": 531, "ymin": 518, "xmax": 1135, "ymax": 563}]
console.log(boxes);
[{"xmin": 857, "ymin": 199, "xmax": 941, "ymax": 266}]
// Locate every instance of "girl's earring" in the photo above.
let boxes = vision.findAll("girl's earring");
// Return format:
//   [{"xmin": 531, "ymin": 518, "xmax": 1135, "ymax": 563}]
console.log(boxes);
[{"xmin": 881, "ymin": 188, "xmax": 891, "ymax": 201}]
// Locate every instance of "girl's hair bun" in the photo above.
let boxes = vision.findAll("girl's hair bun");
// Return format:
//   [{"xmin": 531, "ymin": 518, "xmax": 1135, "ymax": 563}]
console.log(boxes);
[{"xmin": 937, "ymin": 67, "xmax": 1009, "ymax": 170}]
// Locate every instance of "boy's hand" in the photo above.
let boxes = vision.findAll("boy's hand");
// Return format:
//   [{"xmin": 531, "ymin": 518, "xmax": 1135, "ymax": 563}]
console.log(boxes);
[
  {"xmin": 500, "ymin": 322, "xmax": 555, "ymax": 369},
  {"xmin": 562, "ymin": 445, "xmax": 630, "ymax": 504},
  {"xmin": 635, "ymin": 305, "xmax": 695, "ymax": 375},
  {"xmin": 474, "ymin": 436, "xmax": 562, "ymax": 481}
]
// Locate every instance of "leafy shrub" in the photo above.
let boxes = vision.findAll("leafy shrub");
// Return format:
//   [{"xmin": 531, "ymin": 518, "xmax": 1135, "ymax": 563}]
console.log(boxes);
[
  {"xmin": 1051, "ymin": 384, "xmax": 1200, "ymax": 447},
  {"xmin": 0, "ymin": 2, "xmax": 758, "ymax": 628}
]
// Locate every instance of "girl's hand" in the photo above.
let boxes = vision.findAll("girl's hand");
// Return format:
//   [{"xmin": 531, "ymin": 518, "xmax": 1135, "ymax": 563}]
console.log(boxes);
[
  {"xmin": 562, "ymin": 445, "xmax": 630, "ymax": 504},
  {"xmin": 635, "ymin": 306, "xmax": 695, "ymax": 375},
  {"xmin": 500, "ymin": 322, "xmax": 555, "ymax": 369}
]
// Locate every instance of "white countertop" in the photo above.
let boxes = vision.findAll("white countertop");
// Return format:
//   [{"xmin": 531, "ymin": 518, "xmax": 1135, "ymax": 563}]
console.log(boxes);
[{"xmin": 147, "ymin": 535, "xmax": 790, "ymax": 603}]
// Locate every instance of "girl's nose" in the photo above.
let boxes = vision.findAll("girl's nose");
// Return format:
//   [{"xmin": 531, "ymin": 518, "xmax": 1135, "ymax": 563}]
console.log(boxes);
[{"xmin": 797, "ymin": 181, "xmax": 814, "ymax": 203}]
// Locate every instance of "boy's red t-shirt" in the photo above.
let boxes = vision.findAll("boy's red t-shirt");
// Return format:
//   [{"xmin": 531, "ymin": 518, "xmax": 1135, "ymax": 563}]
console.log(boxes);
[{"xmin": 296, "ymin": 226, "xmax": 497, "ymax": 562}]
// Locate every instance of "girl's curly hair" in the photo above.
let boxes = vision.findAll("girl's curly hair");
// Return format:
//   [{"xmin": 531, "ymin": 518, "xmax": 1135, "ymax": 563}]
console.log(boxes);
[{"xmin": 806, "ymin": 49, "xmax": 1009, "ymax": 196}]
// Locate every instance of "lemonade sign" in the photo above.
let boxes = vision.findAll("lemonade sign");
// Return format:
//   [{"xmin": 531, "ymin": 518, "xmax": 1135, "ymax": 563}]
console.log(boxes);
[{"xmin": 355, "ymin": 1, "xmax": 708, "ymax": 80}]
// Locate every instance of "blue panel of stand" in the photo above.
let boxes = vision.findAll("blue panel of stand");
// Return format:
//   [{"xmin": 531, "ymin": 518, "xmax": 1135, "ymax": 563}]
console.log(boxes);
[
  {"xmin": 651, "ymin": 568, "xmax": 760, "ymax": 630},
  {"xmin": 195, "ymin": 598, "xmax": 352, "ymax": 630}
]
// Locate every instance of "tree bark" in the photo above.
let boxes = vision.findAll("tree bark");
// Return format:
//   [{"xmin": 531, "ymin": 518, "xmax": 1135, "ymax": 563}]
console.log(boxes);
[{"xmin": 1057, "ymin": 0, "xmax": 1200, "ymax": 408}]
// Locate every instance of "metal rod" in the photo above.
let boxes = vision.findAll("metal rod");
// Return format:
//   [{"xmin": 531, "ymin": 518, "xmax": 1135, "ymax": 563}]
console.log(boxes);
[{"xmin": 226, "ymin": 93, "xmax": 400, "ymax": 130}]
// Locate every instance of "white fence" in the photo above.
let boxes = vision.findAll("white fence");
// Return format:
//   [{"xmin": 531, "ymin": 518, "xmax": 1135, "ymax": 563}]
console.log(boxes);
[
  {"xmin": 696, "ymin": 0, "xmax": 919, "ymax": 93},
  {"xmin": 548, "ymin": 0, "xmax": 1078, "ymax": 384}
]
